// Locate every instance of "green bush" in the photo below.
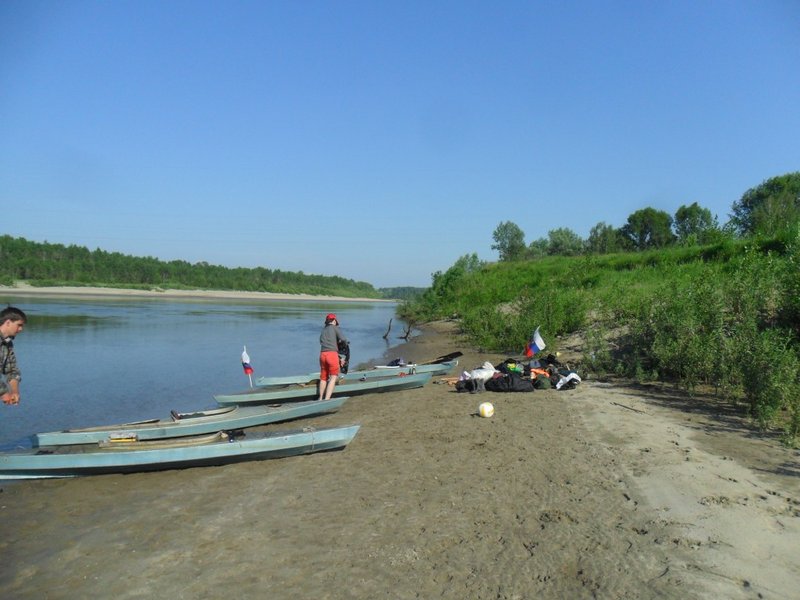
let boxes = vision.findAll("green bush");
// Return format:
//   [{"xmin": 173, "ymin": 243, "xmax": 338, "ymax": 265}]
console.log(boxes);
[{"xmin": 738, "ymin": 328, "xmax": 799, "ymax": 433}]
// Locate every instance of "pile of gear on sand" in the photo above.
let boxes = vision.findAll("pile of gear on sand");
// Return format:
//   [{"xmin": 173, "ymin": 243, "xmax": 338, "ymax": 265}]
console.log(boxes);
[{"xmin": 454, "ymin": 354, "xmax": 581, "ymax": 394}]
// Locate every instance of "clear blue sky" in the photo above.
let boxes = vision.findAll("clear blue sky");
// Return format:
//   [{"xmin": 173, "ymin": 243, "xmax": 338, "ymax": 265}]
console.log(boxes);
[{"xmin": 2, "ymin": 1, "xmax": 798, "ymax": 288}]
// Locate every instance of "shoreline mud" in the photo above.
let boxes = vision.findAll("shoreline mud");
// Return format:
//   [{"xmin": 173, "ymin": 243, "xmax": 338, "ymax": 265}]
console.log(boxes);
[{"xmin": 1, "ymin": 321, "xmax": 798, "ymax": 599}]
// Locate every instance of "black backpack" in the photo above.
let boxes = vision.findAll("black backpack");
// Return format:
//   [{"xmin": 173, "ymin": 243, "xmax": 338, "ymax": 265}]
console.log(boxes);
[
  {"xmin": 338, "ymin": 340, "xmax": 350, "ymax": 374},
  {"xmin": 485, "ymin": 372, "xmax": 534, "ymax": 393}
]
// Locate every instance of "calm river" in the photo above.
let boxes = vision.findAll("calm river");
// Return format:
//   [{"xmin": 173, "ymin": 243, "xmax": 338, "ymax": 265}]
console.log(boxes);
[{"xmin": 0, "ymin": 295, "xmax": 407, "ymax": 448}]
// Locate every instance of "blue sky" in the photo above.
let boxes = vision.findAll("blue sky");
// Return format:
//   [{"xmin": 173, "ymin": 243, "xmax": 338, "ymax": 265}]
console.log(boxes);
[{"xmin": 1, "ymin": 1, "xmax": 798, "ymax": 288}]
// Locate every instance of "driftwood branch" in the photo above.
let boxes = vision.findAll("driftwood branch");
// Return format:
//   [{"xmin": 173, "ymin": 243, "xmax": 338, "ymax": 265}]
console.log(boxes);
[
  {"xmin": 383, "ymin": 318, "xmax": 393, "ymax": 340},
  {"xmin": 611, "ymin": 401, "xmax": 647, "ymax": 415},
  {"xmin": 400, "ymin": 323, "xmax": 413, "ymax": 340}
]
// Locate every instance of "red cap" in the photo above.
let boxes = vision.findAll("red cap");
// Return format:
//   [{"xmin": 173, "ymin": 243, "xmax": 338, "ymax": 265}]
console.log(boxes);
[{"xmin": 326, "ymin": 313, "xmax": 337, "ymax": 322}]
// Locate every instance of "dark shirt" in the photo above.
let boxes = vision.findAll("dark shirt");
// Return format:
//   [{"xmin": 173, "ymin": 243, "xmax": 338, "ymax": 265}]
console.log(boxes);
[
  {"xmin": 319, "ymin": 324, "xmax": 347, "ymax": 353},
  {"xmin": 0, "ymin": 336, "xmax": 21, "ymax": 394}
]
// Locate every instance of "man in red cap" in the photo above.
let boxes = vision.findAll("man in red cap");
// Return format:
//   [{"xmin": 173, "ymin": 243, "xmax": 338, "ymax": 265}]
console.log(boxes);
[{"xmin": 318, "ymin": 313, "xmax": 348, "ymax": 400}]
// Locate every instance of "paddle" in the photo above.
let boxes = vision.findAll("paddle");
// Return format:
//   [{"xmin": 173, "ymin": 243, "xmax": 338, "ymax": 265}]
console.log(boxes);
[{"xmin": 422, "ymin": 351, "xmax": 463, "ymax": 365}]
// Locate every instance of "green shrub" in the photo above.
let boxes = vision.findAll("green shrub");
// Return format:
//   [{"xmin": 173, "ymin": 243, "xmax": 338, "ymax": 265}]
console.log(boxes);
[
  {"xmin": 583, "ymin": 323, "xmax": 614, "ymax": 377},
  {"xmin": 739, "ymin": 328, "xmax": 799, "ymax": 431}
]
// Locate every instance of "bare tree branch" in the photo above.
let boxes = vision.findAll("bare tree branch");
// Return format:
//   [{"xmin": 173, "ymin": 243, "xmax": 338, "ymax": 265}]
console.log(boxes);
[{"xmin": 383, "ymin": 318, "xmax": 393, "ymax": 340}]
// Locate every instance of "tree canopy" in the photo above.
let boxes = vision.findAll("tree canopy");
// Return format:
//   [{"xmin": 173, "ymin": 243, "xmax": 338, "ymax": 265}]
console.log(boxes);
[
  {"xmin": 730, "ymin": 172, "xmax": 800, "ymax": 237},
  {"xmin": 546, "ymin": 228, "xmax": 584, "ymax": 256},
  {"xmin": 620, "ymin": 208, "xmax": 675, "ymax": 251},
  {"xmin": 674, "ymin": 202, "xmax": 718, "ymax": 244},
  {"xmin": 491, "ymin": 221, "xmax": 527, "ymax": 261},
  {"xmin": 587, "ymin": 222, "xmax": 624, "ymax": 254}
]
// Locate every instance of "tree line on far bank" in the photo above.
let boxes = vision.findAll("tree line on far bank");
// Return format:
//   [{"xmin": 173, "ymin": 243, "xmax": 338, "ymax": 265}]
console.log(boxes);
[
  {"xmin": 490, "ymin": 172, "xmax": 800, "ymax": 260},
  {"xmin": 0, "ymin": 235, "xmax": 385, "ymax": 299}
]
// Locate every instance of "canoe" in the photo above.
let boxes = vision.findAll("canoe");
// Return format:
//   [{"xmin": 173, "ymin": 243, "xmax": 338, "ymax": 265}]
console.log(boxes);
[
  {"xmin": 215, "ymin": 371, "xmax": 432, "ymax": 406},
  {"xmin": 371, "ymin": 359, "xmax": 458, "ymax": 374},
  {"xmin": 0, "ymin": 425, "xmax": 360, "ymax": 480},
  {"xmin": 254, "ymin": 359, "xmax": 458, "ymax": 387},
  {"xmin": 30, "ymin": 397, "xmax": 348, "ymax": 447}
]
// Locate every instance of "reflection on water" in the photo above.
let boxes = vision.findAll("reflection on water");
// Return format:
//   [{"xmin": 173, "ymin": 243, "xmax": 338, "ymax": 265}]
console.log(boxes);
[
  {"xmin": 26, "ymin": 314, "xmax": 122, "ymax": 330},
  {"xmin": 0, "ymin": 295, "xmax": 406, "ymax": 447}
]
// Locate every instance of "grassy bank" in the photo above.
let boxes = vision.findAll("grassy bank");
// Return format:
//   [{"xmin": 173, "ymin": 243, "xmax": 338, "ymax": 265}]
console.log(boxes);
[{"xmin": 399, "ymin": 235, "xmax": 800, "ymax": 442}]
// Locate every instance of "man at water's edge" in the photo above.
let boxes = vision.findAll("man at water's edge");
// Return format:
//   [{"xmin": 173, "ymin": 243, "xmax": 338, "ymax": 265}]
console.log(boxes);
[{"xmin": 1, "ymin": 306, "xmax": 27, "ymax": 406}]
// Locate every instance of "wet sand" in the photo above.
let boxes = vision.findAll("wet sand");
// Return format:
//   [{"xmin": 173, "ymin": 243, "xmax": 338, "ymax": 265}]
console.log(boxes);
[{"xmin": 1, "ymin": 321, "xmax": 799, "ymax": 599}]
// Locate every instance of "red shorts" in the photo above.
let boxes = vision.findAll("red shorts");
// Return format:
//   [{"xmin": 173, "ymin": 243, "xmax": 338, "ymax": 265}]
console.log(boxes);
[{"xmin": 319, "ymin": 351, "xmax": 340, "ymax": 381}]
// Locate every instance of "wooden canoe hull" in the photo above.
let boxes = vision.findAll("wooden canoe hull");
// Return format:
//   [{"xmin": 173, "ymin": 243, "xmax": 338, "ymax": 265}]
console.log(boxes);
[
  {"xmin": 254, "ymin": 360, "xmax": 458, "ymax": 387},
  {"xmin": 1, "ymin": 425, "xmax": 360, "ymax": 480},
  {"xmin": 31, "ymin": 397, "xmax": 348, "ymax": 447},
  {"xmin": 214, "ymin": 372, "xmax": 432, "ymax": 406}
]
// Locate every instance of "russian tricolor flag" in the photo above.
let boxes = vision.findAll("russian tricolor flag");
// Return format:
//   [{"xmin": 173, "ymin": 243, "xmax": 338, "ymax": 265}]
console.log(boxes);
[
  {"xmin": 524, "ymin": 327, "xmax": 546, "ymax": 358},
  {"xmin": 241, "ymin": 346, "xmax": 254, "ymax": 375}
]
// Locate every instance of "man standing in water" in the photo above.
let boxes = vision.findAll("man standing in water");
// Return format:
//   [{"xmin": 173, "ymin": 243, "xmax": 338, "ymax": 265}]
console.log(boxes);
[
  {"xmin": 318, "ymin": 313, "xmax": 348, "ymax": 401},
  {"xmin": 1, "ymin": 306, "xmax": 27, "ymax": 406}
]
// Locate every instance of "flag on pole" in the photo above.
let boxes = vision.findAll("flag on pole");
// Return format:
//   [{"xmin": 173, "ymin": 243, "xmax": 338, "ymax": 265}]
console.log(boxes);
[
  {"xmin": 524, "ymin": 327, "xmax": 546, "ymax": 358},
  {"xmin": 241, "ymin": 346, "xmax": 254, "ymax": 375},
  {"xmin": 242, "ymin": 346, "xmax": 254, "ymax": 388}
]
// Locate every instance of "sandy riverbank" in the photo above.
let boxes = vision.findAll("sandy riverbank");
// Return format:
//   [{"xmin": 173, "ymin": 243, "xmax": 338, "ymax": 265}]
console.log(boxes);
[
  {"xmin": 1, "ymin": 322, "xmax": 798, "ymax": 599},
  {"xmin": 0, "ymin": 283, "xmax": 390, "ymax": 303}
]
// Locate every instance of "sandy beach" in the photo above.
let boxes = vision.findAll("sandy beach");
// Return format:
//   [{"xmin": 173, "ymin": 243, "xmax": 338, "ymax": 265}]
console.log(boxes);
[
  {"xmin": 1, "ymin": 283, "xmax": 389, "ymax": 303},
  {"xmin": 1, "ymin": 318, "xmax": 799, "ymax": 599}
]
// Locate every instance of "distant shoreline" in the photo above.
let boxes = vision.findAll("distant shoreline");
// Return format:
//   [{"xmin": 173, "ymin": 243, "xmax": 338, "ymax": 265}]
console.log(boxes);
[{"xmin": 0, "ymin": 283, "xmax": 392, "ymax": 303}]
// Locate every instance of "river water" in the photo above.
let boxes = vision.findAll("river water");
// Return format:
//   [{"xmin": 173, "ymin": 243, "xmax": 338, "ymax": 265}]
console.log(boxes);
[{"xmin": 0, "ymin": 295, "xmax": 407, "ymax": 447}]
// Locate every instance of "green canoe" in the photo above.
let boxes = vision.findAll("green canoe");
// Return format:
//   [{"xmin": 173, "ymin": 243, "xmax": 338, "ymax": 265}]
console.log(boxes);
[{"xmin": 215, "ymin": 371, "xmax": 432, "ymax": 406}]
